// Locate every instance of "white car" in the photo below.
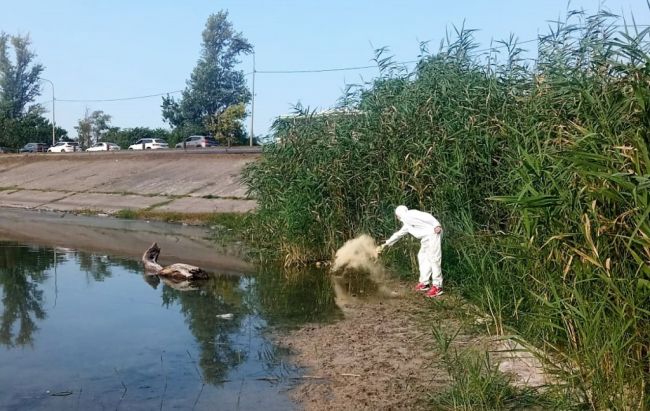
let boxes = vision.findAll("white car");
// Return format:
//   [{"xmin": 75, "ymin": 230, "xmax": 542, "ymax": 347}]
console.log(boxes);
[
  {"xmin": 86, "ymin": 142, "xmax": 121, "ymax": 152},
  {"xmin": 47, "ymin": 142, "xmax": 80, "ymax": 153},
  {"xmin": 175, "ymin": 135, "xmax": 219, "ymax": 149},
  {"xmin": 128, "ymin": 138, "xmax": 169, "ymax": 150}
]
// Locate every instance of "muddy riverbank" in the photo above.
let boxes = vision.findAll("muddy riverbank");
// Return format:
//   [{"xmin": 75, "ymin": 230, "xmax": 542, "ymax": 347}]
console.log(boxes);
[
  {"xmin": 273, "ymin": 275, "xmax": 550, "ymax": 410},
  {"xmin": 0, "ymin": 208, "xmax": 251, "ymax": 275},
  {"xmin": 274, "ymin": 282, "xmax": 449, "ymax": 410}
]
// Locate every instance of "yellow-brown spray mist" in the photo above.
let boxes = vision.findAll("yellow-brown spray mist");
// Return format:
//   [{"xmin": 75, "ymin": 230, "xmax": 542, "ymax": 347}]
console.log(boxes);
[
  {"xmin": 331, "ymin": 235, "xmax": 380, "ymax": 274},
  {"xmin": 331, "ymin": 235, "xmax": 397, "ymax": 299}
]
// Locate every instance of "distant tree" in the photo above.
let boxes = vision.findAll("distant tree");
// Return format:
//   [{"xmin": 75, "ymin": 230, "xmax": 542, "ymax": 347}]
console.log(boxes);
[
  {"xmin": 55, "ymin": 128, "xmax": 71, "ymax": 141},
  {"xmin": 75, "ymin": 109, "xmax": 92, "ymax": 148},
  {"xmin": 162, "ymin": 11, "xmax": 252, "ymax": 136},
  {"xmin": 0, "ymin": 33, "xmax": 44, "ymax": 119},
  {"xmin": 90, "ymin": 110, "xmax": 111, "ymax": 144},
  {"xmin": 75, "ymin": 109, "xmax": 111, "ymax": 148},
  {"xmin": 205, "ymin": 103, "xmax": 246, "ymax": 147},
  {"xmin": 0, "ymin": 112, "xmax": 62, "ymax": 149},
  {"xmin": 0, "ymin": 32, "xmax": 65, "ymax": 149},
  {"xmin": 103, "ymin": 126, "xmax": 122, "ymax": 145}
]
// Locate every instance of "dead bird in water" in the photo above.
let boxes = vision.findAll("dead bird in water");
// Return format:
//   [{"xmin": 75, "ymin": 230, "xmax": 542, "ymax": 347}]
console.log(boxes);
[{"xmin": 142, "ymin": 242, "xmax": 208, "ymax": 281}]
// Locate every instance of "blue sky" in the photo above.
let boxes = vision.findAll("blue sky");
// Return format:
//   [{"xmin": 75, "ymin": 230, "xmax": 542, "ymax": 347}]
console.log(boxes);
[{"xmin": 1, "ymin": 1, "xmax": 647, "ymax": 139}]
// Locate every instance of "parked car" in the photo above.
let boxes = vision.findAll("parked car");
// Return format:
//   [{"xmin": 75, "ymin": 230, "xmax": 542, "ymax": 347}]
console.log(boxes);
[
  {"xmin": 175, "ymin": 135, "xmax": 219, "ymax": 149},
  {"xmin": 128, "ymin": 138, "xmax": 169, "ymax": 150},
  {"xmin": 47, "ymin": 142, "xmax": 80, "ymax": 153},
  {"xmin": 86, "ymin": 142, "xmax": 121, "ymax": 152},
  {"xmin": 19, "ymin": 142, "xmax": 48, "ymax": 153}
]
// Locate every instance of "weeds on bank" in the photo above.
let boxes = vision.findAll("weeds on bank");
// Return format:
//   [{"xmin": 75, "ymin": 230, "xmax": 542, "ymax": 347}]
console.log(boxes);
[
  {"xmin": 112, "ymin": 208, "xmax": 250, "ymax": 228},
  {"xmin": 72, "ymin": 208, "xmax": 105, "ymax": 217},
  {"xmin": 113, "ymin": 209, "xmax": 139, "ymax": 220},
  {"xmin": 430, "ymin": 327, "xmax": 571, "ymax": 411},
  {"xmin": 205, "ymin": 212, "xmax": 253, "ymax": 247}
]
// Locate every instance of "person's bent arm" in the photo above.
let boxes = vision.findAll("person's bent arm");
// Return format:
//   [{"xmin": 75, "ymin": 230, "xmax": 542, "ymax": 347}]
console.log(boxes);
[{"xmin": 384, "ymin": 225, "xmax": 409, "ymax": 247}]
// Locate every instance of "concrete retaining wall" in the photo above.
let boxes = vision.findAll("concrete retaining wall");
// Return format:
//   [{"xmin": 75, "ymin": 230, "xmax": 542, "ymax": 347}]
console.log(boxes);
[{"xmin": 0, "ymin": 150, "xmax": 259, "ymax": 214}]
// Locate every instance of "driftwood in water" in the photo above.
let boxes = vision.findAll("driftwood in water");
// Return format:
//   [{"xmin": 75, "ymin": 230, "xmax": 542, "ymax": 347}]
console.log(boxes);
[{"xmin": 142, "ymin": 242, "xmax": 208, "ymax": 281}]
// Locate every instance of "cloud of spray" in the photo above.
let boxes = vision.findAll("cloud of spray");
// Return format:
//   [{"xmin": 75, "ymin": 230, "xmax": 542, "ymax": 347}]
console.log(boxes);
[{"xmin": 331, "ymin": 234, "xmax": 387, "ymax": 285}]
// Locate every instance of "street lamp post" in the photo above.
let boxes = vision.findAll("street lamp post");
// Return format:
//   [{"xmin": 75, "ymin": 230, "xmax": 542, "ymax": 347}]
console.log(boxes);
[
  {"xmin": 249, "ymin": 51, "xmax": 255, "ymax": 147},
  {"xmin": 40, "ymin": 78, "xmax": 56, "ymax": 146}
]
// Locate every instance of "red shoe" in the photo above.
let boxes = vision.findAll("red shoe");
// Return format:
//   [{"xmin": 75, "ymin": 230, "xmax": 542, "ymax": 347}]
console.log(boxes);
[
  {"xmin": 414, "ymin": 282, "xmax": 431, "ymax": 292},
  {"xmin": 425, "ymin": 286, "xmax": 443, "ymax": 298}
]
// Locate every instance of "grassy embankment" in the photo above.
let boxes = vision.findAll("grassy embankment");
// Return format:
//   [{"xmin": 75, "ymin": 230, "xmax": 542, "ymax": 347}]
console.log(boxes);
[
  {"xmin": 243, "ymin": 10, "xmax": 650, "ymax": 410},
  {"xmin": 112, "ymin": 209, "xmax": 242, "ymax": 226}
]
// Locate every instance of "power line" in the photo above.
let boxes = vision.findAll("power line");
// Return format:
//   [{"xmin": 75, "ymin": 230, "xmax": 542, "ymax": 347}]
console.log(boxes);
[
  {"xmin": 250, "ymin": 37, "xmax": 562, "ymax": 75},
  {"xmin": 50, "ymin": 25, "xmax": 649, "ymax": 101},
  {"xmin": 252, "ymin": 40, "xmax": 539, "ymax": 75},
  {"xmin": 57, "ymin": 89, "xmax": 183, "ymax": 103},
  {"xmin": 51, "ymin": 40, "xmax": 542, "ymax": 102},
  {"xmin": 252, "ymin": 23, "xmax": 650, "ymax": 74},
  {"xmin": 255, "ymin": 63, "xmax": 395, "ymax": 74}
]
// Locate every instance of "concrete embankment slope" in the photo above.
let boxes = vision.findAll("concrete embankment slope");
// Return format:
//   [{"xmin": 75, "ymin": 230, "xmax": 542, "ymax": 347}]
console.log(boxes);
[{"xmin": 0, "ymin": 149, "xmax": 259, "ymax": 214}]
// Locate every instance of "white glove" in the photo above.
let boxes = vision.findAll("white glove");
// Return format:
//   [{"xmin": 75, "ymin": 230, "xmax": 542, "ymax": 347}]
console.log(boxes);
[{"xmin": 375, "ymin": 244, "xmax": 385, "ymax": 255}]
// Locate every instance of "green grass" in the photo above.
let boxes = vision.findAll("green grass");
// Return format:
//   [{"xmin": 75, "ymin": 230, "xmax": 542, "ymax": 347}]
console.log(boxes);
[
  {"xmin": 243, "ymin": 8, "xmax": 650, "ymax": 410},
  {"xmin": 112, "ymin": 208, "xmax": 251, "ymax": 228},
  {"xmin": 113, "ymin": 209, "xmax": 139, "ymax": 220},
  {"xmin": 430, "ymin": 327, "xmax": 572, "ymax": 410}
]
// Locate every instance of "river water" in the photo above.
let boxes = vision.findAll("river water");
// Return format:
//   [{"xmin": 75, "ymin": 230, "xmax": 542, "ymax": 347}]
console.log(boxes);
[{"xmin": 0, "ymin": 210, "xmax": 340, "ymax": 410}]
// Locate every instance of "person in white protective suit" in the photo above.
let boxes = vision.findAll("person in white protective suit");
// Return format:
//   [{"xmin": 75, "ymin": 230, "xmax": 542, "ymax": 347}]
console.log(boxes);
[{"xmin": 376, "ymin": 205, "xmax": 444, "ymax": 298}]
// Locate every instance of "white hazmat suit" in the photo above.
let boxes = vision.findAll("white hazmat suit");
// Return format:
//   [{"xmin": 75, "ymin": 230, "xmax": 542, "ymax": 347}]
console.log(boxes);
[{"xmin": 381, "ymin": 205, "xmax": 443, "ymax": 287}]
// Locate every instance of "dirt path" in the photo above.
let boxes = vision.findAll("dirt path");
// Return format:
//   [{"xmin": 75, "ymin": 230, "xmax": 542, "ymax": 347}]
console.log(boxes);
[{"xmin": 274, "ymin": 281, "xmax": 458, "ymax": 410}]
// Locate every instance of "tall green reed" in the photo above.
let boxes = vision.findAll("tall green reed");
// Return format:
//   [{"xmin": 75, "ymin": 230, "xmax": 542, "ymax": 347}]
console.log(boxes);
[{"xmin": 243, "ymin": 8, "xmax": 649, "ymax": 409}]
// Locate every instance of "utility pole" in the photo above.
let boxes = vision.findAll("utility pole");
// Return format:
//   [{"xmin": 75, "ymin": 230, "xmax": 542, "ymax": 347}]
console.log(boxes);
[
  {"xmin": 40, "ymin": 78, "xmax": 56, "ymax": 146},
  {"xmin": 249, "ymin": 52, "xmax": 255, "ymax": 147}
]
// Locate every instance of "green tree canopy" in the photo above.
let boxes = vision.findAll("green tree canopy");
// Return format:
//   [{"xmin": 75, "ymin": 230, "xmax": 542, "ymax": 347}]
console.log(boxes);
[
  {"xmin": 0, "ymin": 33, "xmax": 64, "ymax": 149},
  {"xmin": 205, "ymin": 102, "xmax": 246, "ymax": 146},
  {"xmin": 0, "ymin": 113, "xmax": 65, "ymax": 149},
  {"xmin": 161, "ymin": 11, "xmax": 252, "ymax": 135},
  {"xmin": 75, "ymin": 109, "xmax": 111, "ymax": 148},
  {"xmin": 0, "ymin": 33, "xmax": 44, "ymax": 119}
]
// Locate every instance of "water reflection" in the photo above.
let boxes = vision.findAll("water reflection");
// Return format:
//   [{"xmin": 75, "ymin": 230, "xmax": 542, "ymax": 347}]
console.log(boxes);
[
  {"xmin": 0, "ymin": 238, "xmax": 363, "ymax": 410},
  {"xmin": 160, "ymin": 275, "xmax": 246, "ymax": 385},
  {"xmin": 77, "ymin": 253, "xmax": 113, "ymax": 282},
  {"xmin": 76, "ymin": 251, "xmax": 143, "ymax": 278},
  {"xmin": 252, "ymin": 263, "xmax": 341, "ymax": 327},
  {"xmin": 0, "ymin": 241, "xmax": 336, "ymax": 410},
  {"xmin": 0, "ymin": 244, "xmax": 53, "ymax": 347}
]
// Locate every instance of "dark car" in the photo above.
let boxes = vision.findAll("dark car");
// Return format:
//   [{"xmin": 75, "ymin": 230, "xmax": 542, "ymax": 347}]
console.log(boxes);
[
  {"xmin": 19, "ymin": 143, "xmax": 48, "ymax": 153},
  {"xmin": 175, "ymin": 135, "xmax": 219, "ymax": 149}
]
